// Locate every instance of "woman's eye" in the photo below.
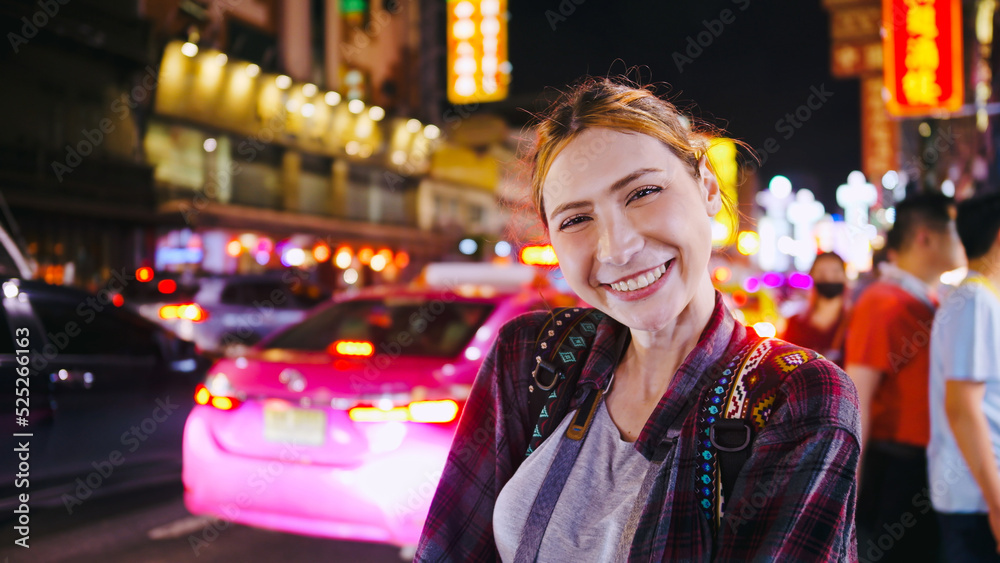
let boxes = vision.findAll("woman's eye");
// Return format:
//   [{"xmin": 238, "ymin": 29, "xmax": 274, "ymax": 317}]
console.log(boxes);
[
  {"xmin": 558, "ymin": 215, "xmax": 589, "ymax": 231},
  {"xmin": 628, "ymin": 186, "xmax": 662, "ymax": 203}
]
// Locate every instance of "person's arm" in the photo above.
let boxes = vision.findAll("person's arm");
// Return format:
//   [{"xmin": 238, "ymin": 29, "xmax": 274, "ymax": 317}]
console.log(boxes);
[
  {"xmin": 945, "ymin": 380, "xmax": 1000, "ymax": 553},
  {"xmin": 842, "ymin": 289, "xmax": 892, "ymax": 458},
  {"xmin": 717, "ymin": 357, "xmax": 862, "ymax": 562},
  {"xmin": 845, "ymin": 363, "xmax": 883, "ymax": 454},
  {"xmin": 414, "ymin": 318, "xmax": 531, "ymax": 562}
]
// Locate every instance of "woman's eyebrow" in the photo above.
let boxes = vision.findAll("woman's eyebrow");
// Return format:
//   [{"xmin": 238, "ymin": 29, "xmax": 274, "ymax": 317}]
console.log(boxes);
[
  {"xmin": 607, "ymin": 167, "xmax": 660, "ymax": 195},
  {"xmin": 548, "ymin": 167, "xmax": 661, "ymax": 221}
]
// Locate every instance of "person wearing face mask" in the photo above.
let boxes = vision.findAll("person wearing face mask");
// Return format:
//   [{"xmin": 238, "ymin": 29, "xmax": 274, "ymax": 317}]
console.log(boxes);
[
  {"xmin": 782, "ymin": 252, "xmax": 850, "ymax": 366},
  {"xmin": 414, "ymin": 76, "xmax": 860, "ymax": 562}
]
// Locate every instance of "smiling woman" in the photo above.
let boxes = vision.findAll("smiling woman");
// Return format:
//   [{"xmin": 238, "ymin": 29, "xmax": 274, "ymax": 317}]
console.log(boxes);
[{"xmin": 415, "ymin": 76, "xmax": 861, "ymax": 562}]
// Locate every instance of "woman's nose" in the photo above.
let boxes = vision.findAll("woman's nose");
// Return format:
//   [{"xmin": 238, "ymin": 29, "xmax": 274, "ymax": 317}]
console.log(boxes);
[{"xmin": 596, "ymin": 216, "xmax": 643, "ymax": 266}]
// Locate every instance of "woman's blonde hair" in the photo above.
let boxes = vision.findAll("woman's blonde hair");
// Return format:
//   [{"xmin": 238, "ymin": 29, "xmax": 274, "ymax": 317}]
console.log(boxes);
[{"xmin": 527, "ymin": 76, "xmax": 736, "ymax": 230}]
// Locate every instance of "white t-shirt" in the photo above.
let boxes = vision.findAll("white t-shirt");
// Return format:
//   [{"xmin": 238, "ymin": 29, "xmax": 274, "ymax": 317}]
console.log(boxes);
[{"xmin": 928, "ymin": 272, "xmax": 1000, "ymax": 513}]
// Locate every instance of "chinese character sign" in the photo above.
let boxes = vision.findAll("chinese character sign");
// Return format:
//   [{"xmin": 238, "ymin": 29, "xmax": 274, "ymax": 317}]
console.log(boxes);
[
  {"xmin": 883, "ymin": 0, "xmax": 963, "ymax": 116},
  {"xmin": 447, "ymin": 0, "xmax": 511, "ymax": 104}
]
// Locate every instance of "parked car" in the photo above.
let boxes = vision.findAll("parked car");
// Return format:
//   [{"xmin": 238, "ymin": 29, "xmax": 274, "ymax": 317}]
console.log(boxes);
[
  {"xmin": 136, "ymin": 273, "xmax": 330, "ymax": 356},
  {"xmin": 0, "ymin": 277, "xmax": 209, "ymax": 510},
  {"xmin": 182, "ymin": 263, "xmax": 577, "ymax": 549}
]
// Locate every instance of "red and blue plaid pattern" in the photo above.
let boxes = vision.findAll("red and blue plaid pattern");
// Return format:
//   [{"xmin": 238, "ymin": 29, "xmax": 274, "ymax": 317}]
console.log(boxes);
[{"xmin": 415, "ymin": 292, "xmax": 861, "ymax": 562}]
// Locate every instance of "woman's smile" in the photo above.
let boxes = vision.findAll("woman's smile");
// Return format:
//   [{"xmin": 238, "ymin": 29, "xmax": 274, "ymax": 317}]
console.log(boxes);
[{"xmin": 603, "ymin": 259, "xmax": 674, "ymax": 301}]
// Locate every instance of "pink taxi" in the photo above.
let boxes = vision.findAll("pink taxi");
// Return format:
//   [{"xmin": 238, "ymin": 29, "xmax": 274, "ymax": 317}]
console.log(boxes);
[{"xmin": 182, "ymin": 264, "xmax": 573, "ymax": 549}]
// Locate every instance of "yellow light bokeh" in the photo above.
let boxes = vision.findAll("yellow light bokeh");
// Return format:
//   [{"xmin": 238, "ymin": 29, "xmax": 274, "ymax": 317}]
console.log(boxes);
[{"xmin": 737, "ymin": 231, "xmax": 761, "ymax": 256}]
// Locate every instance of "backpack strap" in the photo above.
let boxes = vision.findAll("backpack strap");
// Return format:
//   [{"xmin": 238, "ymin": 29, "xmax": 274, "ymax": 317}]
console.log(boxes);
[
  {"xmin": 698, "ymin": 337, "xmax": 818, "ymax": 533},
  {"xmin": 710, "ymin": 336, "xmax": 773, "ymax": 529},
  {"xmin": 524, "ymin": 307, "xmax": 604, "ymax": 457}
]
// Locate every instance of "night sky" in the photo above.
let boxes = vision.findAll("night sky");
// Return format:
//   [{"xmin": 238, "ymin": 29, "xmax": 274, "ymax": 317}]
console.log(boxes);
[{"xmin": 488, "ymin": 0, "xmax": 862, "ymax": 211}]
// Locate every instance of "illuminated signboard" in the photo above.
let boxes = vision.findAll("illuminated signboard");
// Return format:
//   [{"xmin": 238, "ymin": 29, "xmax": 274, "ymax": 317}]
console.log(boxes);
[
  {"xmin": 706, "ymin": 138, "xmax": 738, "ymax": 246},
  {"xmin": 447, "ymin": 0, "xmax": 511, "ymax": 104},
  {"xmin": 883, "ymin": 0, "xmax": 964, "ymax": 116}
]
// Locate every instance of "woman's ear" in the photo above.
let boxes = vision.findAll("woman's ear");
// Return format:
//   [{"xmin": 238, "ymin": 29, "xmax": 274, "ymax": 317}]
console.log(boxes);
[{"xmin": 698, "ymin": 156, "xmax": 723, "ymax": 217}]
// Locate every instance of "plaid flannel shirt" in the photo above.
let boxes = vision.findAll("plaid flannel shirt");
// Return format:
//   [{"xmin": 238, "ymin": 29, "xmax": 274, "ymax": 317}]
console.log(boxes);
[{"xmin": 415, "ymin": 292, "xmax": 861, "ymax": 562}]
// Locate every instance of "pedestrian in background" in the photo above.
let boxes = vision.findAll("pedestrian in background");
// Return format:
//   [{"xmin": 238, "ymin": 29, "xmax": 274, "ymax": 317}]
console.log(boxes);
[
  {"xmin": 782, "ymin": 251, "xmax": 850, "ymax": 366},
  {"xmin": 845, "ymin": 193, "xmax": 966, "ymax": 562},
  {"xmin": 928, "ymin": 193, "xmax": 1000, "ymax": 562}
]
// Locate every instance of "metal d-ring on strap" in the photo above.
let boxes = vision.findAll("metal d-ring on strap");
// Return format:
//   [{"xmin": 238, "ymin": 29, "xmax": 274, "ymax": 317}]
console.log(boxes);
[
  {"xmin": 529, "ymin": 309, "xmax": 595, "ymax": 392},
  {"xmin": 709, "ymin": 419, "xmax": 752, "ymax": 452},
  {"xmin": 531, "ymin": 357, "xmax": 560, "ymax": 391}
]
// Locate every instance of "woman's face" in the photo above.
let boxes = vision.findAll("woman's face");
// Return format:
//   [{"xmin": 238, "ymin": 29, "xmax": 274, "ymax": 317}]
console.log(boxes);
[
  {"xmin": 542, "ymin": 129, "xmax": 721, "ymax": 333},
  {"xmin": 810, "ymin": 257, "xmax": 847, "ymax": 285}
]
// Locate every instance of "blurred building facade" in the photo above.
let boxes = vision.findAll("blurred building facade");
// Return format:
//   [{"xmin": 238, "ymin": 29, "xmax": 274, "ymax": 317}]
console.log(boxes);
[
  {"xmin": 823, "ymin": 0, "xmax": 1000, "ymax": 205},
  {"xmin": 0, "ymin": 0, "xmax": 512, "ymax": 291}
]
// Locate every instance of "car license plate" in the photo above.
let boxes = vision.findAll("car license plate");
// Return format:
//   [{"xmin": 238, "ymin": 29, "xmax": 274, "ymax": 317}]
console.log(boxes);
[{"xmin": 263, "ymin": 406, "xmax": 326, "ymax": 446}]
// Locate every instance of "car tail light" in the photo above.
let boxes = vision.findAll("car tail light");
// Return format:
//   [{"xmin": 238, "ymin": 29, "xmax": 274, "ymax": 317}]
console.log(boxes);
[
  {"xmin": 210, "ymin": 396, "xmax": 240, "ymax": 410},
  {"xmin": 158, "ymin": 279, "xmax": 177, "ymax": 294},
  {"xmin": 408, "ymin": 400, "xmax": 460, "ymax": 423},
  {"xmin": 349, "ymin": 399, "xmax": 459, "ymax": 424},
  {"xmin": 193, "ymin": 382, "xmax": 242, "ymax": 411},
  {"xmin": 349, "ymin": 406, "xmax": 409, "ymax": 423},
  {"xmin": 194, "ymin": 384, "xmax": 211, "ymax": 405},
  {"xmin": 329, "ymin": 340, "xmax": 374, "ymax": 357},
  {"xmin": 160, "ymin": 303, "xmax": 209, "ymax": 322}
]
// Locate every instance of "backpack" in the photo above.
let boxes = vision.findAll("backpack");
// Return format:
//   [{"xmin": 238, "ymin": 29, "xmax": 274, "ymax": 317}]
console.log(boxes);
[{"xmin": 523, "ymin": 306, "xmax": 796, "ymax": 534}]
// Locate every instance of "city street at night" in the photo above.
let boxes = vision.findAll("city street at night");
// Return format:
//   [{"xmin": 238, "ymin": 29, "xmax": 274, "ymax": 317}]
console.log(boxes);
[
  {"xmin": 3, "ymin": 0, "xmax": 1000, "ymax": 560},
  {"xmin": 0, "ymin": 484, "xmax": 403, "ymax": 562}
]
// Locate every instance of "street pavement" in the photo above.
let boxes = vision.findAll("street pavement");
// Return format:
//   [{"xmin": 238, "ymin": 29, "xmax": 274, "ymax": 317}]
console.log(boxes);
[{"xmin": 0, "ymin": 482, "xmax": 405, "ymax": 562}]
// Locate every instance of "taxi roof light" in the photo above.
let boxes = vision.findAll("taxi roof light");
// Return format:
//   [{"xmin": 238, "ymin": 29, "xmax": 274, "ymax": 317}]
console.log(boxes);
[{"xmin": 331, "ymin": 340, "xmax": 375, "ymax": 357}]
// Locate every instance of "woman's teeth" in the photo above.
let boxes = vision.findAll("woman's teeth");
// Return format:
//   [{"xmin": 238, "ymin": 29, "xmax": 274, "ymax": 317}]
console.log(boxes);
[{"xmin": 611, "ymin": 262, "xmax": 668, "ymax": 292}]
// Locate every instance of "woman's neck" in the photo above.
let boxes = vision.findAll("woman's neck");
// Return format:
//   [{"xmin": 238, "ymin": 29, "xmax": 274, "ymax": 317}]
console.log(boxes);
[
  {"xmin": 810, "ymin": 296, "xmax": 843, "ymax": 323},
  {"xmin": 619, "ymin": 279, "xmax": 716, "ymax": 401}
]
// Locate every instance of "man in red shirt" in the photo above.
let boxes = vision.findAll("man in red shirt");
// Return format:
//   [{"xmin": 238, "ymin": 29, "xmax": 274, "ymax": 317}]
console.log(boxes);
[{"xmin": 846, "ymin": 193, "xmax": 966, "ymax": 562}]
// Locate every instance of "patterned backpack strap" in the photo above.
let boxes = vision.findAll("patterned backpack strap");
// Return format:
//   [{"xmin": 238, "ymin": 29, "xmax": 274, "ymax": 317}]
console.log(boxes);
[
  {"xmin": 695, "ymin": 337, "xmax": 820, "ymax": 532},
  {"xmin": 524, "ymin": 307, "xmax": 604, "ymax": 457}
]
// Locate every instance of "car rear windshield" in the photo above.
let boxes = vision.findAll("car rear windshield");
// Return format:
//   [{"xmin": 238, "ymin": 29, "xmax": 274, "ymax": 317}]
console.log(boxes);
[{"xmin": 263, "ymin": 298, "xmax": 495, "ymax": 358}]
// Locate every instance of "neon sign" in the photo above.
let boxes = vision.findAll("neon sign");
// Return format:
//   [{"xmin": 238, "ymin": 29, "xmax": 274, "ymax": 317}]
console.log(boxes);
[{"xmin": 883, "ymin": 0, "xmax": 964, "ymax": 116}]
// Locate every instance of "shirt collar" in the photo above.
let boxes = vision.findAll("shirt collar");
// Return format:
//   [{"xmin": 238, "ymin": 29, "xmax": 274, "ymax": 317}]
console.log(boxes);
[
  {"xmin": 963, "ymin": 270, "xmax": 1000, "ymax": 300},
  {"xmin": 878, "ymin": 261, "xmax": 937, "ymax": 309}
]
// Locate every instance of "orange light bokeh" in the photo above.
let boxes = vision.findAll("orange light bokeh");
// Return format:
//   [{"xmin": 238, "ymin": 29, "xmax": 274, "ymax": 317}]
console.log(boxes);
[{"xmin": 313, "ymin": 243, "xmax": 331, "ymax": 262}]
